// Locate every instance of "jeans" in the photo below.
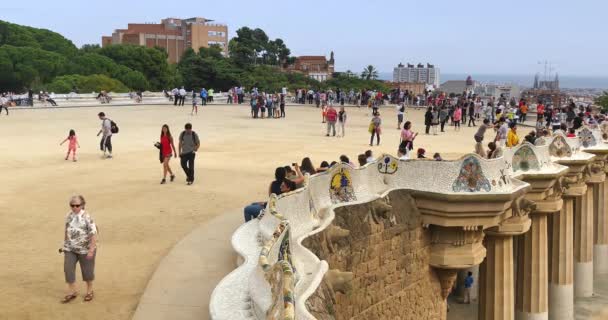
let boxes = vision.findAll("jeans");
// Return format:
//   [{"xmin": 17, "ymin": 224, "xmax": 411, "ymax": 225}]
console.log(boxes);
[
  {"xmin": 180, "ymin": 96, "xmax": 185, "ymax": 106},
  {"xmin": 280, "ymin": 104, "xmax": 285, "ymax": 117},
  {"xmin": 468, "ymin": 116, "xmax": 476, "ymax": 126},
  {"xmin": 327, "ymin": 121, "xmax": 336, "ymax": 136},
  {"xmin": 174, "ymin": 95, "xmax": 179, "ymax": 105},
  {"xmin": 180, "ymin": 152, "xmax": 196, "ymax": 182},
  {"xmin": 370, "ymin": 131, "xmax": 380, "ymax": 145},
  {"xmin": 100, "ymin": 135, "xmax": 112, "ymax": 153},
  {"xmin": 425, "ymin": 124, "xmax": 430, "ymax": 134},
  {"xmin": 521, "ymin": 113, "xmax": 527, "ymax": 123},
  {"xmin": 338, "ymin": 121, "xmax": 345, "ymax": 136},
  {"xmin": 201, "ymin": 97, "xmax": 207, "ymax": 105},
  {"xmin": 440, "ymin": 120, "xmax": 446, "ymax": 132},
  {"xmin": 244, "ymin": 203, "xmax": 264, "ymax": 222}
]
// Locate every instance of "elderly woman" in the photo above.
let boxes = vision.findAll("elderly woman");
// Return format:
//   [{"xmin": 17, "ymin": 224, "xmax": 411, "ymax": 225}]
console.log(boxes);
[{"xmin": 61, "ymin": 195, "xmax": 98, "ymax": 303}]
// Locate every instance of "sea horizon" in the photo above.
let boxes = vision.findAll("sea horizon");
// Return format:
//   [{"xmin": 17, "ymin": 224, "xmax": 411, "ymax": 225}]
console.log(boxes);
[{"xmin": 378, "ymin": 72, "xmax": 608, "ymax": 90}]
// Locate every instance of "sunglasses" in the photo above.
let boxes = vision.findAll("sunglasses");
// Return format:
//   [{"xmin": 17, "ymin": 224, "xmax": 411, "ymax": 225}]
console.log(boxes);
[{"xmin": 70, "ymin": 204, "xmax": 82, "ymax": 208}]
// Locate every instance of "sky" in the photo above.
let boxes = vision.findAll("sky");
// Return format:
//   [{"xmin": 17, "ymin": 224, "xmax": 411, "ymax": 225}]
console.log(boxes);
[{"xmin": 2, "ymin": 0, "xmax": 608, "ymax": 77}]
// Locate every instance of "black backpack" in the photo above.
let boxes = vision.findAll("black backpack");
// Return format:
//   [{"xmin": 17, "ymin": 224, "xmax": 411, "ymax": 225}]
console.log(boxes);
[{"xmin": 109, "ymin": 119, "xmax": 119, "ymax": 134}]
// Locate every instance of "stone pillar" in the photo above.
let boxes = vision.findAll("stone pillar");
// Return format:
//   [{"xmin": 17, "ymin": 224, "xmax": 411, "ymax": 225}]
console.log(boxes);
[
  {"xmin": 516, "ymin": 213, "xmax": 548, "ymax": 320},
  {"xmin": 549, "ymin": 197, "xmax": 574, "ymax": 320},
  {"xmin": 595, "ymin": 180, "xmax": 608, "ymax": 275},
  {"xmin": 479, "ymin": 232, "xmax": 515, "ymax": 320},
  {"xmin": 573, "ymin": 189, "xmax": 594, "ymax": 298}
]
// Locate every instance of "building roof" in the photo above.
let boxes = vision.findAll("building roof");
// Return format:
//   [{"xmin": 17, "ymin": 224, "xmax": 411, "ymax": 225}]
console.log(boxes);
[{"xmin": 297, "ymin": 56, "xmax": 327, "ymax": 61}]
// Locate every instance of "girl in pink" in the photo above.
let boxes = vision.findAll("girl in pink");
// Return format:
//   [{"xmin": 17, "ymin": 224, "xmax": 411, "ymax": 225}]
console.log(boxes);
[
  {"xmin": 60, "ymin": 129, "xmax": 80, "ymax": 161},
  {"xmin": 453, "ymin": 107, "xmax": 462, "ymax": 131}
]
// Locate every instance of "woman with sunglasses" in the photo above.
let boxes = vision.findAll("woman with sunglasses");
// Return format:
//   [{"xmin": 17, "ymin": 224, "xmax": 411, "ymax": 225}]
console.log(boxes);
[{"xmin": 61, "ymin": 195, "xmax": 98, "ymax": 303}]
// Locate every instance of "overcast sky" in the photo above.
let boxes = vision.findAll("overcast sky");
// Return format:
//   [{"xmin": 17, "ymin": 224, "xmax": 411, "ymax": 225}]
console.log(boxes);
[{"xmin": 3, "ymin": 0, "xmax": 607, "ymax": 76}]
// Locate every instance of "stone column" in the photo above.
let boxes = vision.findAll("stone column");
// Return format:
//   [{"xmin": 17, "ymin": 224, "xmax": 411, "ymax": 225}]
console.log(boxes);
[
  {"xmin": 516, "ymin": 213, "xmax": 548, "ymax": 320},
  {"xmin": 595, "ymin": 180, "xmax": 608, "ymax": 275},
  {"xmin": 549, "ymin": 197, "xmax": 574, "ymax": 320},
  {"xmin": 479, "ymin": 232, "xmax": 515, "ymax": 320},
  {"xmin": 574, "ymin": 188, "xmax": 594, "ymax": 298}
]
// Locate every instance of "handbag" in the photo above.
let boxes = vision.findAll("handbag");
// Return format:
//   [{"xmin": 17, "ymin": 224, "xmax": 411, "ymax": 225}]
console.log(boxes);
[{"xmin": 368, "ymin": 122, "xmax": 375, "ymax": 134}]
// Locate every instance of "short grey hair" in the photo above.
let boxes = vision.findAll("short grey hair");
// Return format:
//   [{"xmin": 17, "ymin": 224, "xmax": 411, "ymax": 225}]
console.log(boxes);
[{"xmin": 69, "ymin": 195, "xmax": 86, "ymax": 207}]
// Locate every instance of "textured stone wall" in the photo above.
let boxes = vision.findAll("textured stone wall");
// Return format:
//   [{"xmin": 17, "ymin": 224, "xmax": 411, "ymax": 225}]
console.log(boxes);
[{"xmin": 304, "ymin": 190, "xmax": 445, "ymax": 320}]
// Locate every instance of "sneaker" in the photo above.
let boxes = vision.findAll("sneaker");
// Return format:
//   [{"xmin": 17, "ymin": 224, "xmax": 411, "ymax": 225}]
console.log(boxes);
[{"xmin": 106, "ymin": 155, "xmax": 113, "ymax": 159}]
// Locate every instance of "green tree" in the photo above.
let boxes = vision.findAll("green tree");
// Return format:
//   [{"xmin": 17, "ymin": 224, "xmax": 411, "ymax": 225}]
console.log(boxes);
[
  {"xmin": 361, "ymin": 65, "xmax": 379, "ymax": 80},
  {"xmin": 46, "ymin": 74, "xmax": 129, "ymax": 93},
  {"xmin": 0, "ymin": 20, "xmax": 77, "ymax": 56},
  {"xmin": 596, "ymin": 91, "xmax": 608, "ymax": 112},
  {"xmin": 98, "ymin": 44, "xmax": 172, "ymax": 89},
  {"xmin": 0, "ymin": 44, "xmax": 69, "ymax": 90}
]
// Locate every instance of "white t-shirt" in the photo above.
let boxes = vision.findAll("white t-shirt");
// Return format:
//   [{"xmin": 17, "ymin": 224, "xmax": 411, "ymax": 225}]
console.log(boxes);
[{"xmin": 396, "ymin": 105, "xmax": 404, "ymax": 115}]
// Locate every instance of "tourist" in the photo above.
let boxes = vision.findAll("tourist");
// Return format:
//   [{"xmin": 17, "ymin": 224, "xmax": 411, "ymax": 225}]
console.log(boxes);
[
  {"xmin": 316, "ymin": 161, "xmax": 330, "ymax": 173},
  {"xmin": 417, "ymin": 148, "xmax": 426, "ymax": 159},
  {"xmin": 172, "ymin": 88, "xmax": 179, "ymax": 106},
  {"xmin": 519, "ymin": 100, "xmax": 528, "ymax": 123},
  {"xmin": 357, "ymin": 154, "xmax": 367, "ymax": 166},
  {"xmin": 369, "ymin": 112, "xmax": 382, "ymax": 146},
  {"xmin": 467, "ymin": 101, "xmax": 476, "ymax": 127},
  {"xmin": 96, "ymin": 112, "xmax": 114, "ymax": 159},
  {"xmin": 474, "ymin": 119, "xmax": 493, "ymax": 143},
  {"xmin": 300, "ymin": 157, "xmax": 317, "ymax": 176},
  {"xmin": 61, "ymin": 195, "xmax": 97, "ymax": 304},
  {"xmin": 0, "ymin": 94, "xmax": 8, "ymax": 115},
  {"xmin": 431, "ymin": 107, "xmax": 439, "ymax": 135},
  {"xmin": 159, "ymin": 124, "xmax": 177, "ymax": 184},
  {"xmin": 487, "ymin": 142, "xmax": 503, "ymax": 159},
  {"xmin": 339, "ymin": 155, "xmax": 351, "ymax": 165},
  {"xmin": 326, "ymin": 105, "xmax": 338, "ymax": 137},
  {"xmin": 208, "ymin": 88, "xmax": 214, "ymax": 103},
  {"xmin": 463, "ymin": 271, "xmax": 474, "ymax": 304},
  {"xmin": 424, "ymin": 107, "xmax": 432, "ymax": 134},
  {"xmin": 550, "ymin": 112, "xmax": 561, "ymax": 132},
  {"xmin": 400, "ymin": 121, "xmax": 418, "ymax": 155},
  {"xmin": 506, "ymin": 123, "xmax": 519, "ymax": 147},
  {"xmin": 259, "ymin": 93, "xmax": 266, "ymax": 119},
  {"xmin": 179, "ymin": 87, "xmax": 186, "ymax": 106},
  {"xmin": 453, "ymin": 106, "xmax": 462, "ymax": 131},
  {"xmin": 536, "ymin": 101, "xmax": 545, "ymax": 126},
  {"xmin": 433, "ymin": 153, "xmax": 443, "ymax": 161},
  {"xmin": 280, "ymin": 93, "xmax": 286, "ymax": 118},
  {"xmin": 191, "ymin": 90, "xmax": 198, "ymax": 115},
  {"xmin": 396, "ymin": 103, "xmax": 405, "ymax": 129},
  {"xmin": 365, "ymin": 150, "xmax": 374, "ymax": 163},
  {"xmin": 200, "ymin": 88, "xmax": 208, "ymax": 106},
  {"xmin": 321, "ymin": 103, "xmax": 328, "ymax": 123},
  {"xmin": 178, "ymin": 123, "xmax": 200, "ymax": 185},
  {"xmin": 494, "ymin": 117, "xmax": 508, "ymax": 147},
  {"xmin": 524, "ymin": 131, "xmax": 537, "ymax": 144},
  {"xmin": 439, "ymin": 105, "xmax": 448, "ymax": 132},
  {"xmin": 60, "ymin": 129, "xmax": 80, "ymax": 162},
  {"xmin": 337, "ymin": 106, "xmax": 347, "ymax": 137},
  {"xmin": 243, "ymin": 167, "xmax": 298, "ymax": 222},
  {"xmin": 397, "ymin": 147, "xmax": 409, "ymax": 160},
  {"xmin": 566, "ymin": 128, "xmax": 576, "ymax": 138}
]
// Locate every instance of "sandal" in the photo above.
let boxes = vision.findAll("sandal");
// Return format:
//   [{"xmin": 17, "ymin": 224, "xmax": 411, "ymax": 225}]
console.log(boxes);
[
  {"xmin": 61, "ymin": 292, "xmax": 78, "ymax": 304},
  {"xmin": 84, "ymin": 291, "xmax": 94, "ymax": 302}
]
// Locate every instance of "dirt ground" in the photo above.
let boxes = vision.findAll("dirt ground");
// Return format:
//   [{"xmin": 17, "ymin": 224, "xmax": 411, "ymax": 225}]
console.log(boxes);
[{"xmin": 0, "ymin": 103, "xmax": 483, "ymax": 320}]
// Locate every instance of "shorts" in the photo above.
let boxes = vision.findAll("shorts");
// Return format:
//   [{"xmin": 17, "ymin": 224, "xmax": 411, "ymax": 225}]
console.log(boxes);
[
  {"xmin": 398, "ymin": 114, "xmax": 404, "ymax": 122},
  {"xmin": 64, "ymin": 250, "xmax": 96, "ymax": 283}
]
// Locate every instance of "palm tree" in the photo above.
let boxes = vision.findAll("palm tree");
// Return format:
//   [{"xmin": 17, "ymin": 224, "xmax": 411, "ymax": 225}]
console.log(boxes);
[{"xmin": 361, "ymin": 65, "xmax": 379, "ymax": 80}]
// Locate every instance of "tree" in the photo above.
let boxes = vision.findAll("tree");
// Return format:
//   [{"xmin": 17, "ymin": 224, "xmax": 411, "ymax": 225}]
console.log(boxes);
[
  {"xmin": 46, "ymin": 74, "xmax": 128, "ymax": 93},
  {"xmin": 0, "ymin": 20, "xmax": 77, "ymax": 56},
  {"xmin": 361, "ymin": 65, "xmax": 379, "ymax": 80},
  {"xmin": 596, "ymin": 91, "xmax": 608, "ymax": 112},
  {"xmin": 0, "ymin": 44, "xmax": 69, "ymax": 90},
  {"xmin": 98, "ymin": 44, "xmax": 172, "ymax": 89}
]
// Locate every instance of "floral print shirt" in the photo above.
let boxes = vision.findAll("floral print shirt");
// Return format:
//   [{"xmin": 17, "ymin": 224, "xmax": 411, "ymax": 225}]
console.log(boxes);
[{"xmin": 64, "ymin": 210, "xmax": 97, "ymax": 254}]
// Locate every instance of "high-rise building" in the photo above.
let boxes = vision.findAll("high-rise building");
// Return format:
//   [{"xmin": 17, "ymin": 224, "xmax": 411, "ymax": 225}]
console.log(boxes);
[
  {"xmin": 393, "ymin": 63, "xmax": 440, "ymax": 87},
  {"xmin": 101, "ymin": 17, "xmax": 228, "ymax": 64}
]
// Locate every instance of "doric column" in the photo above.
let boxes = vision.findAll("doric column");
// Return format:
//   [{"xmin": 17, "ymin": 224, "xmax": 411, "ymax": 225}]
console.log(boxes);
[
  {"xmin": 549, "ymin": 197, "xmax": 574, "ymax": 320},
  {"xmin": 481, "ymin": 201, "xmax": 532, "ymax": 320},
  {"xmin": 595, "ymin": 179, "xmax": 608, "ymax": 275},
  {"xmin": 515, "ymin": 213, "xmax": 548, "ymax": 320},
  {"xmin": 480, "ymin": 233, "xmax": 515, "ymax": 320},
  {"xmin": 574, "ymin": 184, "xmax": 595, "ymax": 297}
]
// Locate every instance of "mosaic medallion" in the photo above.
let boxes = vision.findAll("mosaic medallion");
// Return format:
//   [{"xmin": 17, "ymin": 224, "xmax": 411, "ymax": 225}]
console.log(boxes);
[
  {"xmin": 534, "ymin": 137, "xmax": 546, "ymax": 146},
  {"xmin": 512, "ymin": 145, "xmax": 541, "ymax": 172},
  {"xmin": 601, "ymin": 122, "xmax": 608, "ymax": 141},
  {"xmin": 329, "ymin": 167, "xmax": 357, "ymax": 204},
  {"xmin": 578, "ymin": 128, "xmax": 597, "ymax": 148},
  {"xmin": 549, "ymin": 135, "xmax": 572, "ymax": 158},
  {"xmin": 452, "ymin": 156, "xmax": 492, "ymax": 192},
  {"xmin": 377, "ymin": 155, "xmax": 398, "ymax": 174}
]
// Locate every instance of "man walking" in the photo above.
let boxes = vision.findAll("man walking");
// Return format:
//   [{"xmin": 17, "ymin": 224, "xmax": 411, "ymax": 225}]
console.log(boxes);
[
  {"xmin": 178, "ymin": 123, "xmax": 200, "ymax": 185},
  {"xmin": 179, "ymin": 87, "xmax": 186, "ymax": 106},
  {"xmin": 96, "ymin": 112, "xmax": 113, "ymax": 158},
  {"xmin": 200, "ymin": 88, "xmax": 208, "ymax": 106},
  {"xmin": 172, "ymin": 88, "xmax": 179, "ymax": 106}
]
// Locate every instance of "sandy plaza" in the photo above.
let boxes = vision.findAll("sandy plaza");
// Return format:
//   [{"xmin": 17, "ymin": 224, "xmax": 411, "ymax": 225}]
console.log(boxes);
[{"xmin": 0, "ymin": 103, "xmax": 480, "ymax": 319}]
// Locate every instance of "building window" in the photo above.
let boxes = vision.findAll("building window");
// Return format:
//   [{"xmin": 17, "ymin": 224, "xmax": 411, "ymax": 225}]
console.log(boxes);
[
  {"xmin": 208, "ymin": 31, "xmax": 226, "ymax": 37},
  {"xmin": 207, "ymin": 41, "xmax": 225, "ymax": 47}
]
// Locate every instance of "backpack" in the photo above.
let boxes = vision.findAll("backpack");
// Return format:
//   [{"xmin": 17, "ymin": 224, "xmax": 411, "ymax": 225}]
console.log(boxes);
[
  {"xmin": 179, "ymin": 131, "xmax": 199, "ymax": 146},
  {"xmin": 109, "ymin": 119, "xmax": 119, "ymax": 134}
]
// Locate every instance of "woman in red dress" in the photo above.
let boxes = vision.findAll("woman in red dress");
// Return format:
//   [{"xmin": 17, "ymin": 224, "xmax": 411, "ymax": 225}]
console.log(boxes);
[{"xmin": 160, "ymin": 124, "xmax": 177, "ymax": 184}]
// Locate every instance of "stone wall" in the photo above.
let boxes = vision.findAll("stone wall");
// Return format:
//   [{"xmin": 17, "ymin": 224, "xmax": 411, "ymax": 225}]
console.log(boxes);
[{"xmin": 304, "ymin": 190, "xmax": 445, "ymax": 320}]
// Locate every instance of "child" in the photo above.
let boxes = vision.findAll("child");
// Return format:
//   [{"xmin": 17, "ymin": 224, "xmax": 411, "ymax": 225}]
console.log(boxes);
[
  {"xmin": 191, "ymin": 91, "xmax": 198, "ymax": 115},
  {"xmin": 321, "ymin": 104, "xmax": 328, "ymax": 123},
  {"xmin": 60, "ymin": 129, "xmax": 80, "ymax": 161}
]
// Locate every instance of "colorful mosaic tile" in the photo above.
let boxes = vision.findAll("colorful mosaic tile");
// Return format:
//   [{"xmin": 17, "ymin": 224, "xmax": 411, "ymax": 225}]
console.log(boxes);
[
  {"xmin": 377, "ymin": 155, "xmax": 399, "ymax": 174},
  {"xmin": 512, "ymin": 145, "xmax": 541, "ymax": 172},
  {"xmin": 329, "ymin": 167, "xmax": 357, "ymax": 204},
  {"xmin": 452, "ymin": 156, "xmax": 492, "ymax": 192},
  {"xmin": 578, "ymin": 128, "xmax": 597, "ymax": 148},
  {"xmin": 549, "ymin": 135, "xmax": 572, "ymax": 158}
]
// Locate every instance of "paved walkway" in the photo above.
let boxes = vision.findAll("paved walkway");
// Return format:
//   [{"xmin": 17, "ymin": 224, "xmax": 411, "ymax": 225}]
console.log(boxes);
[{"xmin": 132, "ymin": 210, "xmax": 243, "ymax": 320}]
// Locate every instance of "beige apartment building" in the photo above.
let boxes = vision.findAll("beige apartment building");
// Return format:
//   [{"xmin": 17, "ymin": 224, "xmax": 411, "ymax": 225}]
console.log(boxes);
[{"xmin": 101, "ymin": 17, "xmax": 228, "ymax": 63}]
